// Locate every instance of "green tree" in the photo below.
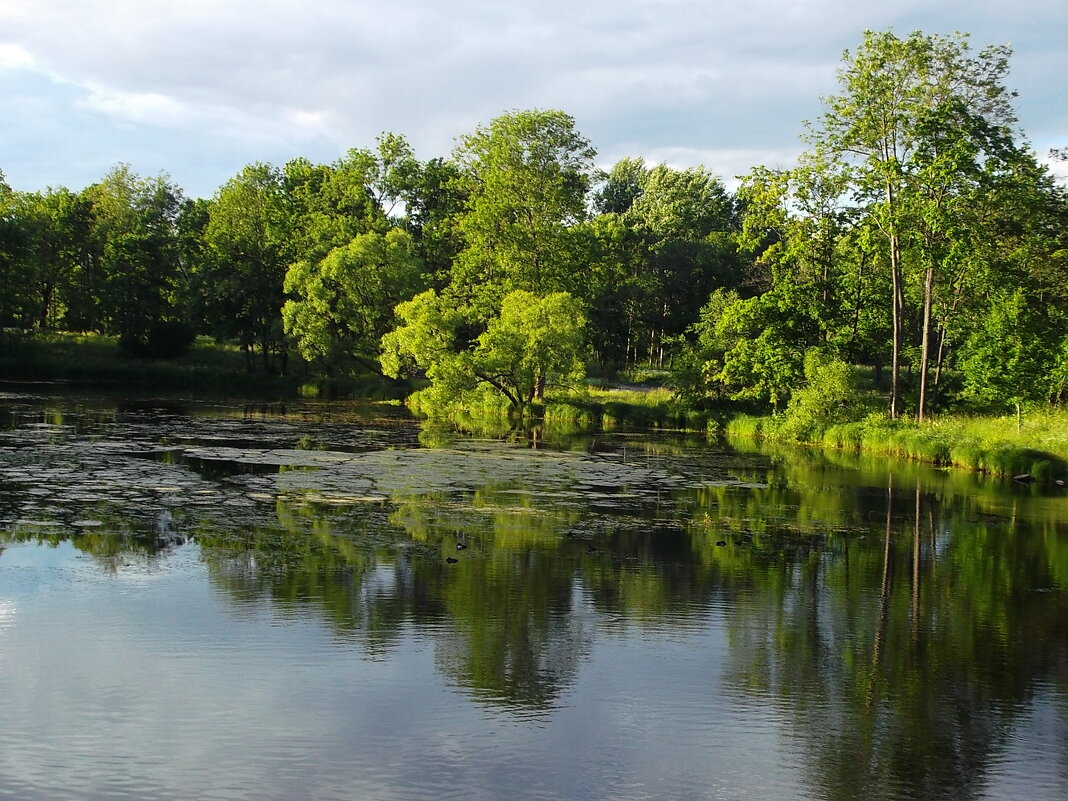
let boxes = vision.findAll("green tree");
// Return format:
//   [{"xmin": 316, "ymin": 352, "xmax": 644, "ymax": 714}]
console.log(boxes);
[
  {"xmin": 673, "ymin": 288, "xmax": 808, "ymax": 409},
  {"xmin": 812, "ymin": 30, "xmax": 1019, "ymax": 418},
  {"xmin": 450, "ymin": 109, "xmax": 596, "ymax": 312},
  {"xmin": 585, "ymin": 158, "xmax": 740, "ymax": 368},
  {"xmin": 593, "ymin": 156, "xmax": 647, "ymax": 215},
  {"xmin": 0, "ymin": 172, "xmax": 31, "ymax": 327},
  {"xmin": 282, "ymin": 228, "xmax": 423, "ymax": 374},
  {"xmin": 201, "ymin": 163, "xmax": 290, "ymax": 371},
  {"xmin": 381, "ymin": 289, "xmax": 587, "ymax": 415},
  {"xmin": 394, "ymin": 156, "xmax": 467, "ymax": 289},
  {"xmin": 626, "ymin": 164, "xmax": 738, "ymax": 366},
  {"xmin": 82, "ymin": 166, "xmax": 190, "ymax": 355},
  {"xmin": 959, "ymin": 288, "xmax": 1053, "ymax": 426},
  {"xmin": 779, "ymin": 348, "xmax": 872, "ymax": 440}
]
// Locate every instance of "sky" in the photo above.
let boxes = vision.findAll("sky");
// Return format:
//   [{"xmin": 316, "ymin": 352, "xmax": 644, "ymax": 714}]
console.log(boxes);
[{"xmin": 1, "ymin": 0, "xmax": 1066, "ymax": 199}]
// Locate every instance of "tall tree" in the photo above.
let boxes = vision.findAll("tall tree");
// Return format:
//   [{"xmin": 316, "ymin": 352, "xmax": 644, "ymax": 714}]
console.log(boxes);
[
  {"xmin": 202, "ymin": 163, "xmax": 290, "ymax": 371},
  {"xmin": 282, "ymin": 228, "xmax": 423, "ymax": 375},
  {"xmin": 81, "ymin": 166, "xmax": 189, "ymax": 354},
  {"xmin": 0, "ymin": 172, "xmax": 32, "ymax": 327},
  {"xmin": 587, "ymin": 159, "xmax": 739, "ymax": 368},
  {"xmin": 812, "ymin": 30, "xmax": 1018, "ymax": 418},
  {"xmin": 450, "ymin": 109, "xmax": 596, "ymax": 313}
]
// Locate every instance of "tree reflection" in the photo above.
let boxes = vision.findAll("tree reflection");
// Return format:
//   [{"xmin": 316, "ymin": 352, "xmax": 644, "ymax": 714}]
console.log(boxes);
[
  {"xmin": 707, "ymin": 462, "xmax": 1068, "ymax": 801},
  {"xmin": 3, "ymin": 418, "xmax": 1066, "ymax": 777}
]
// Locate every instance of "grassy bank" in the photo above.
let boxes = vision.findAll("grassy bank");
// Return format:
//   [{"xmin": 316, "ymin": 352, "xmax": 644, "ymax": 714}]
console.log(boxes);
[
  {"xmin": 0, "ymin": 331, "xmax": 413, "ymax": 399},
  {"xmin": 10, "ymin": 332, "xmax": 1064, "ymax": 483},
  {"xmin": 726, "ymin": 409, "xmax": 1068, "ymax": 481},
  {"xmin": 0, "ymin": 331, "xmax": 296, "ymax": 395}
]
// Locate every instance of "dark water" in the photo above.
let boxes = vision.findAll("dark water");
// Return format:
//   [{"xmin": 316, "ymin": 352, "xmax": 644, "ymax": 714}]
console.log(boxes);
[{"xmin": 1, "ymin": 388, "xmax": 1066, "ymax": 801}]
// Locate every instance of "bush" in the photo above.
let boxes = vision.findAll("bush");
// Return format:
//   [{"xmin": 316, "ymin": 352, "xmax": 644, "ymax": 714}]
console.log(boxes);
[{"xmin": 778, "ymin": 349, "xmax": 875, "ymax": 441}]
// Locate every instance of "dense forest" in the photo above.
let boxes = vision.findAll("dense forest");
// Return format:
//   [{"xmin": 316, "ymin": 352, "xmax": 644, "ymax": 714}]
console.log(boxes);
[{"xmin": 2, "ymin": 30, "xmax": 1066, "ymax": 423}]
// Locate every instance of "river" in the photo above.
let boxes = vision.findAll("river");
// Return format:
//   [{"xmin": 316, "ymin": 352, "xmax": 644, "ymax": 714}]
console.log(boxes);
[{"xmin": 1, "ymin": 387, "xmax": 1065, "ymax": 800}]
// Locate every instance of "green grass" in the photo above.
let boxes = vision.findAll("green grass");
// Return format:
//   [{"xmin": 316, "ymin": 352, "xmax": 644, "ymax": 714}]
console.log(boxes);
[
  {"xmin": 728, "ymin": 407, "xmax": 1068, "ymax": 481},
  {"xmin": 0, "ymin": 330, "xmax": 384, "ymax": 399},
  {"xmin": 402, "ymin": 381, "xmax": 718, "ymax": 437}
]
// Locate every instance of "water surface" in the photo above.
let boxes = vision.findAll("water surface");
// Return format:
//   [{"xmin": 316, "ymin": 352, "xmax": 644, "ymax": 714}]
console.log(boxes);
[{"xmin": 1, "ymin": 388, "xmax": 1066, "ymax": 800}]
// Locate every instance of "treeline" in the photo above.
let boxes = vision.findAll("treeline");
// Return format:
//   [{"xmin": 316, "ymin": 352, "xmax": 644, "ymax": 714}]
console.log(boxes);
[{"xmin": 1, "ymin": 30, "xmax": 1066, "ymax": 422}]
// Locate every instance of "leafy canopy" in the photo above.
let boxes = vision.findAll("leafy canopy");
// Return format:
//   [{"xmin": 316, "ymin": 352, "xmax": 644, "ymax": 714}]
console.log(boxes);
[{"xmin": 381, "ymin": 289, "xmax": 587, "ymax": 416}]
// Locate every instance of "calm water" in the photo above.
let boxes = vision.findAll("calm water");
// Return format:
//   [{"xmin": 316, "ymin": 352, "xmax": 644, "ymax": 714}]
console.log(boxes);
[{"xmin": 1, "ymin": 387, "xmax": 1066, "ymax": 801}]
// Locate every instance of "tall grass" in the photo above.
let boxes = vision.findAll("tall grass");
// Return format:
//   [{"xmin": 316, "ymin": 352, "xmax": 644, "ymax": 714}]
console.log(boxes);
[
  {"xmin": 730, "ymin": 407, "xmax": 1068, "ymax": 481},
  {"xmin": 546, "ymin": 385, "xmax": 714, "ymax": 432}
]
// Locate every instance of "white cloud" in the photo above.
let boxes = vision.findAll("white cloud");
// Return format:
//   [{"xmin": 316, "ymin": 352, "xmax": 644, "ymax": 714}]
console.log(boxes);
[
  {"xmin": 1038, "ymin": 152, "xmax": 1068, "ymax": 186},
  {"xmin": 0, "ymin": 42, "xmax": 35, "ymax": 70},
  {"xmin": 1, "ymin": 0, "xmax": 1066, "ymax": 196},
  {"xmin": 77, "ymin": 86, "xmax": 187, "ymax": 126}
]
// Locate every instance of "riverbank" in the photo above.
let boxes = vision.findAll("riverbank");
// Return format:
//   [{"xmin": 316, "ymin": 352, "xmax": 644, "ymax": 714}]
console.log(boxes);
[
  {"xmin": 405, "ymin": 383, "xmax": 723, "ymax": 437},
  {"xmin": 6, "ymin": 331, "xmax": 1066, "ymax": 482},
  {"xmin": 412, "ymin": 385, "xmax": 1068, "ymax": 483},
  {"xmin": 0, "ymin": 331, "xmax": 294, "ymax": 397},
  {"xmin": 725, "ymin": 410, "xmax": 1068, "ymax": 482},
  {"xmin": 0, "ymin": 331, "xmax": 397, "ymax": 400}
]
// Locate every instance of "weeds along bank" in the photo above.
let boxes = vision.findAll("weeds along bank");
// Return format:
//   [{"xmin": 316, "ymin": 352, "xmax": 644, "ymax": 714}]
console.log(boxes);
[{"xmin": 725, "ymin": 410, "xmax": 1068, "ymax": 482}]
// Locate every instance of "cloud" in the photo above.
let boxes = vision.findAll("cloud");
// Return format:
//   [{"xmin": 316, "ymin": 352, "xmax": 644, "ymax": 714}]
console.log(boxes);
[
  {"xmin": 2, "ymin": 0, "xmax": 1066, "ymax": 196},
  {"xmin": 76, "ymin": 86, "xmax": 188, "ymax": 126},
  {"xmin": 0, "ymin": 42, "xmax": 35, "ymax": 70}
]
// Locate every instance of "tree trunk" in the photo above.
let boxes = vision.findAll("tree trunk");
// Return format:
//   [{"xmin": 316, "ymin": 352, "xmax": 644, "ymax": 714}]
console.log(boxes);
[
  {"xmin": 933, "ymin": 323, "xmax": 947, "ymax": 389},
  {"xmin": 883, "ymin": 171, "xmax": 904, "ymax": 420},
  {"xmin": 889, "ymin": 229, "xmax": 904, "ymax": 419},
  {"xmin": 917, "ymin": 260, "xmax": 935, "ymax": 421}
]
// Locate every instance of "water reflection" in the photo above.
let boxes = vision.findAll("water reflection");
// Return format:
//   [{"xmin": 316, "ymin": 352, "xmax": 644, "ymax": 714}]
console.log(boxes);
[{"xmin": 1, "ymin": 389, "xmax": 1066, "ymax": 799}]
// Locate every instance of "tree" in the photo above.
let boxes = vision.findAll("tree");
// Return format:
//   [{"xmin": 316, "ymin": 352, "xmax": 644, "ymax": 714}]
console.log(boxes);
[
  {"xmin": 0, "ymin": 171, "xmax": 31, "ymax": 327},
  {"xmin": 282, "ymin": 228, "xmax": 423, "ymax": 374},
  {"xmin": 959, "ymin": 288, "xmax": 1053, "ymax": 427},
  {"xmin": 20, "ymin": 187, "xmax": 95, "ymax": 330},
  {"xmin": 394, "ymin": 156, "xmax": 467, "ymax": 289},
  {"xmin": 201, "ymin": 163, "xmax": 290, "ymax": 371},
  {"xmin": 586, "ymin": 159, "xmax": 740, "ymax": 368},
  {"xmin": 450, "ymin": 109, "xmax": 596, "ymax": 312},
  {"xmin": 593, "ymin": 156, "xmax": 647, "ymax": 215},
  {"xmin": 81, "ymin": 166, "xmax": 190, "ymax": 355},
  {"xmin": 812, "ymin": 30, "xmax": 1019, "ymax": 418},
  {"xmin": 672, "ymin": 288, "xmax": 808, "ymax": 410},
  {"xmin": 476, "ymin": 290, "xmax": 588, "ymax": 405},
  {"xmin": 381, "ymin": 289, "xmax": 587, "ymax": 416},
  {"xmin": 626, "ymin": 164, "xmax": 738, "ymax": 365}
]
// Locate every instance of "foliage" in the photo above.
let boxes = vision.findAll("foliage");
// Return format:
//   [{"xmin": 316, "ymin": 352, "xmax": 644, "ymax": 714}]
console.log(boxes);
[
  {"xmin": 674, "ymin": 288, "xmax": 808, "ymax": 410},
  {"xmin": 3, "ymin": 38, "xmax": 1068, "ymax": 424},
  {"xmin": 778, "ymin": 349, "xmax": 874, "ymax": 439},
  {"xmin": 958, "ymin": 288, "xmax": 1055, "ymax": 415},
  {"xmin": 381, "ymin": 289, "xmax": 587, "ymax": 416},
  {"xmin": 450, "ymin": 109, "xmax": 596, "ymax": 312},
  {"xmin": 200, "ymin": 163, "xmax": 291, "ymax": 371},
  {"xmin": 283, "ymin": 229, "xmax": 423, "ymax": 372}
]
